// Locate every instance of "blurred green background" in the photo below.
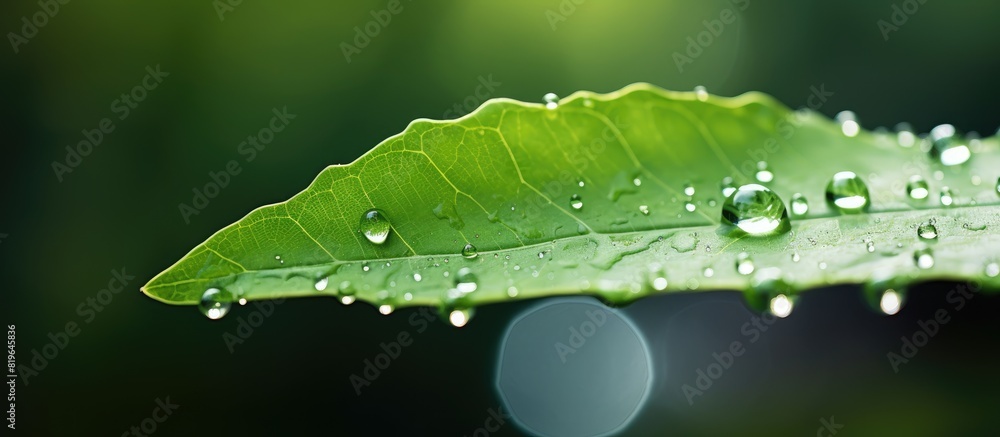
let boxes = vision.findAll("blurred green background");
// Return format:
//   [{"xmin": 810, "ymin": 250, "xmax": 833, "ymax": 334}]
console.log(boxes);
[{"xmin": 2, "ymin": 0, "xmax": 999, "ymax": 435}]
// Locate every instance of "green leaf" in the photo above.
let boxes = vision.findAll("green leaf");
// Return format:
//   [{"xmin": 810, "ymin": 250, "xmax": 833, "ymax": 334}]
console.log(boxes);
[{"xmin": 143, "ymin": 83, "xmax": 1000, "ymax": 319}]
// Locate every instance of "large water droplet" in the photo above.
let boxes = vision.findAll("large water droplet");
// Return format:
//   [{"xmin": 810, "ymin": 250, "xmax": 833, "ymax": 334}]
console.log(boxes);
[
  {"xmin": 790, "ymin": 193, "xmax": 809, "ymax": 216},
  {"xmin": 448, "ymin": 308, "xmax": 474, "ymax": 327},
  {"xmin": 906, "ymin": 175, "xmax": 929, "ymax": 200},
  {"xmin": 736, "ymin": 252, "xmax": 755, "ymax": 275},
  {"xmin": 543, "ymin": 92, "xmax": 559, "ymax": 110},
  {"xmin": 570, "ymin": 194, "xmax": 583, "ymax": 210},
  {"xmin": 462, "ymin": 243, "xmax": 478, "ymax": 259},
  {"xmin": 755, "ymin": 162, "xmax": 774, "ymax": 182},
  {"xmin": 455, "ymin": 267, "xmax": 478, "ymax": 293},
  {"xmin": 199, "ymin": 288, "xmax": 233, "ymax": 320},
  {"xmin": 914, "ymin": 247, "xmax": 934, "ymax": 269},
  {"xmin": 836, "ymin": 110, "xmax": 860, "ymax": 137},
  {"xmin": 360, "ymin": 209, "xmax": 390, "ymax": 244},
  {"xmin": 929, "ymin": 124, "xmax": 971, "ymax": 166},
  {"xmin": 825, "ymin": 171, "xmax": 870, "ymax": 212},
  {"xmin": 917, "ymin": 221, "xmax": 938, "ymax": 240},
  {"xmin": 720, "ymin": 184, "xmax": 791, "ymax": 236}
]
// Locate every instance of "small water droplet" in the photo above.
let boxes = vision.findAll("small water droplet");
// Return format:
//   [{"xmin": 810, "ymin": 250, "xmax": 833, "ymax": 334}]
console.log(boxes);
[
  {"xmin": 543, "ymin": 92, "xmax": 559, "ymax": 110},
  {"xmin": 449, "ymin": 308, "xmax": 473, "ymax": 327},
  {"xmin": 340, "ymin": 295, "xmax": 356, "ymax": 305},
  {"xmin": 791, "ymin": 252, "xmax": 800, "ymax": 262},
  {"xmin": 462, "ymin": 243, "xmax": 478, "ymax": 259},
  {"xmin": 638, "ymin": 205, "xmax": 650, "ymax": 215},
  {"xmin": 694, "ymin": 85, "xmax": 708, "ymax": 101},
  {"xmin": 866, "ymin": 241, "xmax": 876, "ymax": 253},
  {"xmin": 906, "ymin": 175, "xmax": 930, "ymax": 200},
  {"xmin": 914, "ymin": 247, "xmax": 935, "ymax": 269},
  {"xmin": 199, "ymin": 288, "xmax": 232, "ymax": 320},
  {"xmin": 790, "ymin": 193, "xmax": 809, "ymax": 216},
  {"xmin": 708, "ymin": 199, "xmax": 717, "ymax": 207},
  {"xmin": 651, "ymin": 276, "xmax": 668, "ymax": 291},
  {"xmin": 360, "ymin": 209, "xmax": 391, "ymax": 244},
  {"xmin": 818, "ymin": 262, "xmax": 828, "ymax": 270},
  {"xmin": 570, "ymin": 194, "xmax": 583, "ymax": 210},
  {"xmin": 703, "ymin": 267, "xmax": 715, "ymax": 277},
  {"xmin": 971, "ymin": 175, "xmax": 982, "ymax": 186},
  {"xmin": 720, "ymin": 177, "xmax": 736, "ymax": 198},
  {"xmin": 880, "ymin": 289, "xmax": 903, "ymax": 315},
  {"xmin": 836, "ymin": 110, "xmax": 860, "ymax": 137},
  {"xmin": 577, "ymin": 178, "xmax": 586, "ymax": 188},
  {"xmin": 379, "ymin": 304, "xmax": 394, "ymax": 315},
  {"xmin": 930, "ymin": 124, "xmax": 971, "ymax": 166},
  {"xmin": 770, "ymin": 294, "xmax": 794, "ymax": 318},
  {"xmin": 825, "ymin": 171, "xmax": 870, "ymax": 212},
  {"xmin": 685, "ymin": 202, "xmax": 696, "ymax": 212},
  {"xmin": 917, "ymin": 222, "xmax": 938, "ymax": 240},
  {"xmin": 633, "ymin": 177, "xmax": 642, "ymax": 187},
  {"xmin": 986, "ymin": 262, "xmax": 1000, "ymax": 278},
  {"xmin": 721, "ymin": 184, "xmax": 791, "ymax": 236},
  {"xmin": 538, "ymin": 252, "xmax": 545, "ymax": 259},
  {"xmin": 362, "ymin": 264, "xmax": 370, "ymax": 272},
  {"xmin": 895, "ymin": 122, "xmax": 916, "ymax": 147},
  {"xmin": 238, "ymin": 298, "xmax": 247, "ymax": 306},
  {"xmin": 939, "ymin": 187, "xmax": 954, "ymax": 206},
  {"xmin": 275, "ymin": 255, "xmax": 283, "ymax": 264},
  {"xmin": 403, "ymin": 292, "xmax": 413, "ymax": 301},
  {"xmin": 683, "ymin": 183, "xmax": 695, "ymax": 196},
  {"xmin": 507, "ymin": 286, "xmax": 519, "ymax": 297},
  {"xmin": 755, "ymin": 162, "xmax": 774, "ymax": 182},
  {"xmin": 455, "ymin": 267, "xmax": 478, "ymax": 293},
  {"xmin": 582, "ymin": 98, "xmax": 594, "ymax": 108},
  {"xmin": 314, "ymin": 277, "xmax": 329, "ymax": 291},
  {"xmin": 736, "ymin": 252, "xmax": 755, "ymax": 275},
  {"xmin": 413, "ymin": 273, "xmax": 423, "ymax": 282}
]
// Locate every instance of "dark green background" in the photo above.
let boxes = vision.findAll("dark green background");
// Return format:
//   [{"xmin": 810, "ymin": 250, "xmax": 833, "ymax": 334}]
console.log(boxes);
[{"xmin": 2, "ymin": 0, "xmax": 998, "ymax": 435}]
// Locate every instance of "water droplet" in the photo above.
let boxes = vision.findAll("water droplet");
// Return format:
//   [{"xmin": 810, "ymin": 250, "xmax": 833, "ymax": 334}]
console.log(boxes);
[
  {"xmin": 791, "ymin": 252, "xmax": 800, "ymax": 262},
  {"xmin": 790, "ymin": 193, "xmax": 809, "ymax": 216},
  {"xmin": 836, "ymin": 110, "xmax": 860, "ymax": 137},
  {"xmin": 340, "ymin": 296, "xmax": 356, "ymax": 305},
  {"xmin": 462, "ymin": 243, "xmax": 478, "ymax": 259},
  {"xmin": 275, "ymin": 255, "xmax": 283, "ymax": 264},
  {"xmin": 895, "ymin": 122, "xmax": 916, "ymax": 147},
  {"xmin": 939, "ymin": 187, "xmax": 954, "ymax": 206},
  {"xmin": 543, "ymin": 92, "xmax": 559, "ymax": 110},
  {"xmin": 720, "ymin": 177, "xmax": 736, "ymax": 197},
  {"xmin": 413, "ymin": 273, "xmax": 423, "ymax": 282},
  {"xmin": 455, "ymin": 268, "xmax": 478, "ymax": 293},
  {"xmin": 569, "ymin": 194, "xmax": 583, "ymax": 210},
  {"xmin": 818, "ymin": 262, "xmax": 828, "ymax": 270},
  {"xmin": 362, "ymin": 264, "xmax": 370, "ymax": 272},
  {"xmin": 314, "ymin": 277, "xmax": 329, "ymax": 291},
  {"xmin": 986, "ymin": 262, "xmax": 1000, "ymax": 278},
  {"xmin": 971, "ymin": 175, "xmax": 982, "ymax": 186},
  {"xmin": 720, "ymin": 184, "xmax": 791, "ymax": 236},
  {"xmin": 906, "ymin": 175, "xmax": 929, "ymax": 200},
  {"xmin": 825, "ymin": 171, "xmax": 870, "ymax": 212},
  {"xmin": 577, "ymin": 178, "xmax": 585, "ymax": 188},
  {"xmin": 582, "ymin": 98, "xmax": 594, "ymax": 108},
  {"xmin": 929, "ymin": 124, "xmax": 971, "ymax": 166},
  {"xmin": 736, "ymin": 252, "xmax": 755, "ymax": 275},
  {"xmin": 360, "ymin": 209, "xmax": 391, "ymax": 244},
  {"xmin": 633, "ymin": 177, "xmax": 642, "ymax": 187},
  {"xmin": 651, "ymin": 276, "xmax": 668, "ymax": 291},
  {"xmin": 238, "ymin": 298, "xmax": 247, "ymax": 306},
  {"xmin": 914, "ymin": 247, "xmax": 934, "ymax": 269},
  {"xmin": 770, "ymin": 294, "xmax": 794, "ymax": 318},
  {"xmin": 507, "ymin": 286, "xmax": 519, "ymax": 297},
  {"xmin": 683, "ymin": 183, "xmax": 695, "ymax": 196},
  {"xmin": 449, "ymin": 308, "xmax": 473, "ymax": 327},
  {"xmin": 995, "ymin": 177, "xmax": 1000, "ymax": 196},
  {"xmin": 199, "ymin": 288, "xmax": 232, "ymax": 320},
  {"xmin": 708, "ymin": 199, "xmax": 717, "ymax": 207},
  {"xmin": 703, "ymin": 267, "xmax": 715, "ymax": 277},
  {"xmin": 694, "ymin": 85, "xmax": 708, "ymax": 101},
  {"xmin": 917, "ymin": 222, "xmax": 938, "ymax": 240},
  {"xmin": 538, "ymin": 252, "xmax": 546, "ymax": 259},
  {"xmin": 638, "ymin": 205, "xmax": 650, "ymax": 215},
  {"xmin": 403, "ymin": 292, "xmax": 413, "ymax": 301},
  {"xmin": 755, "ymin": 162, "xmax": 774, "ymax": 183},
  {"xmin": 379, "ymin": 304, "xmax": 395, "ymax": 315},
  {"xmin": 880, "ymin": 289, "xmax": 903, "ymax": 315},
  {"xmin": 866, "ymin": 241, "xmax": 876, "ymax": 253},
  {"xmin": 685, "ymin": 202, "xmax": 696, "ymax": 212}
]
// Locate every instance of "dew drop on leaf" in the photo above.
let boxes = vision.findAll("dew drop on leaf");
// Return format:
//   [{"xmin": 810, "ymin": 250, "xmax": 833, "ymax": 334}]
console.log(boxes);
[
  {"xmin": 449, "ymin": 308, "xmax": 473, "ymax": 327},
  {"xmin": 694, "ymin": 85, "xmax": 708, "ymax": 101},
  {"xmin": 360, "ymin": 209, "xmax": 390, "ymax": 244},
  {"xmin": 455, "ymin": 267, "xmax": 478, "ymax": 293},
  {"xmin": 570, "ymin": 194, "xmax": 583, "ymax": 210},
  {"xmin": 755, "ymin": 161, "xmax": 774, "ymax": 182},
  {"xmin": 825, "ymin": 171, "xmax": 870, "ymax": 213},
  {"xmin": 930, "ymin": 124, "xmax": 971, "ymax": 166},
  {"xmin": 736, "ymin": 252, "xmax": 755, "ymax": 275},
  {"xmin": 895, "ymin": 122, "xmax": 916, "ymax": 147},
  {"xmin": 314, "ymin": 277, "xmax": 329, "ymax": 291},
  {"xmin": 836, "ymin": 110, "xmax": 860, "ymax": 137},
  {"xmin": 462, "ymin": 243, "xmax": 478, "ymax": 259},
  {"xmin": 917, "ymin": 222, "xmax": 938, "ymax": 241},
  {"xmin": 379, "ymin": 304, "xmax": 395, "ymax": 315},
  {"xmin": 639, "ymin": 205, "xmax": 650, "ymax": 215},
  {"xmin": 986, "ymin": 262, "xmax": 1000, "ymax": 278},
  {"xmin": 683, "ymin": 183, "xmax": 695, "ymax": 196},
  {"xmin": 199, "ymin": 288, "xmax": 232, "ymax": 320},
  {"xmin": 790, "ymin": 193, "xmax": 809, "ymax": 216},
  {"xmin": 879, "ymin": 289, "xmax": 903, "ymax": 315},
  {"xmin": 940, "ymin": 186, "xmax": 954, "ymax": 206},
  {"xmin": 720, "ymin": 177, "xmax": 736, "ymax": 197},
  {"xmin": 720, "ymin": 184, "xmax": 791, "ymax": 236},
  {"xmin": 906, "ymin": 175, "xmax": 929, "ymax": 200},
  {"xmin": 914, "ymin": 247, "xmax": 935, "ymax": 269}
]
